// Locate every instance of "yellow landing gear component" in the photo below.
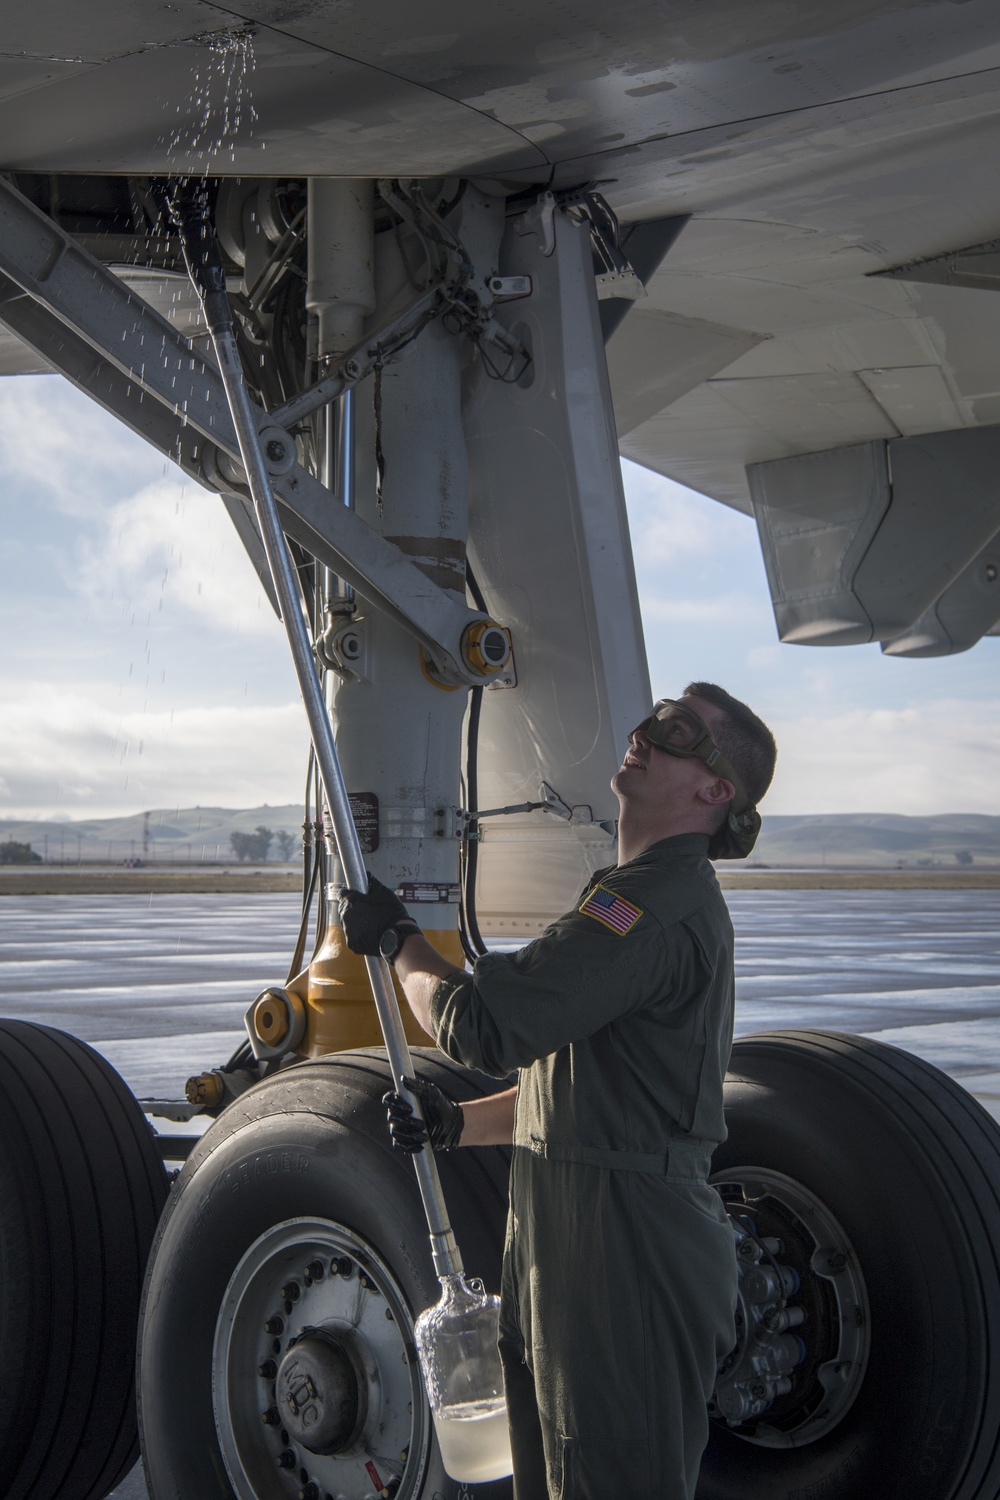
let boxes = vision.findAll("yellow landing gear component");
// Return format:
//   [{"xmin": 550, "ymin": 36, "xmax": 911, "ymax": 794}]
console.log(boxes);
[
  {"xmin": 185, "ymin": 1071, "xmax": 224, "ymax": 1108},
  {"xmin": 251, "ymin": 986, "xmax": 306, "ymax": 1052},
  {"xmin": 243, "ymin": 926, "xmax": 467, "ymax": 1058},
  {"xmin": 461, "ymin": 619, "xmax": 511, "ymax": 676}
]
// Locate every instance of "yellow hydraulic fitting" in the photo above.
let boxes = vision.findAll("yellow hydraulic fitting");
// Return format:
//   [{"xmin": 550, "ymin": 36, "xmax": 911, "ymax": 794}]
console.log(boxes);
[
  {"xmin": 253, "ymin": 991, "xmax": 290, "ymax": 1049},
  {"xmin": 185, "ymin": 1071, "xmax": 224, "ymax": 1109},
  {"xmin": 461, "ymin": 619, "xmax": 511, "ymax": 677},
  {"xmin": 288, "ymin": 924, "xmax": 467, "ymax": 1057},
  {"xmin": 245, "ymin": 985, "xmax": 307, "ymax": 1061}
]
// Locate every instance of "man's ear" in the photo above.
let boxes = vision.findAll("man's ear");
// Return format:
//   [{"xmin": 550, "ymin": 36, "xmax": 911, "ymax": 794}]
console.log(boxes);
[{"xmin": 697, "ymin": 776, "xmax": 735, "ymax": 809}]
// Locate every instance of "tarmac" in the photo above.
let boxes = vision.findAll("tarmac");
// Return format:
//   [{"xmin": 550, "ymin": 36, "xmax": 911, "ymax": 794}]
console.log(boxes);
[
  {"xmin": 2, "ymin": 887, "xmax": 996, "ymax": 1111},
  {"xmin": 1, "ymin": 885, "xmax": 997, "ymax": 1499}
]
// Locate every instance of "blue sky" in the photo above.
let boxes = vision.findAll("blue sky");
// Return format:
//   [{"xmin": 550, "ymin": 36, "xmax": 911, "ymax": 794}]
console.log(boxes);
[{"xmin": 1, "ymin": 375, "xmax": 997, "ymax": 820}]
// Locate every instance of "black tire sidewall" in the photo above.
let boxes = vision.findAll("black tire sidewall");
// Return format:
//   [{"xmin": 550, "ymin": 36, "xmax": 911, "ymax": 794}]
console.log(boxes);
[
  {"xmin": 698, "ymin": 1055, "xmax": 986, "ymax": 1500},
  {"xmin": 140, "ymin": 1097, "xmax": 510, "ymax": 1500},
  {"xmin": 0, "ymin": 1021, "xmax": 167, "ymax": 1500}
]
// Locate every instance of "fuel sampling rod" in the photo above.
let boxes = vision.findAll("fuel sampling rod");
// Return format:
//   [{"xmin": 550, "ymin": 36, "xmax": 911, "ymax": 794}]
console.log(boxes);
[{"xmin": 169, "ymin": 186, "xmax": 464, "ymax": 1282}]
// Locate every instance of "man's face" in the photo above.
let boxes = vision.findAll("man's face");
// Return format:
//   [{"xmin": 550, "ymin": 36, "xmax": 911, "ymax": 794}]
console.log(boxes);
[{"xmin": 611, "ymin": 694, "xmax": 734, "ymax": 815}]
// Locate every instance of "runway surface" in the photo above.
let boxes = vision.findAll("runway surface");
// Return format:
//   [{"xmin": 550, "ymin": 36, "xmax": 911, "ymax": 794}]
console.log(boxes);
[
  {"xmin": 1, "ymin": 887, "xmax": 997, "ymax": 1500},
  {"xmin": 2, "ymin": 887, "xmax": 998, "ymax": 1105}
]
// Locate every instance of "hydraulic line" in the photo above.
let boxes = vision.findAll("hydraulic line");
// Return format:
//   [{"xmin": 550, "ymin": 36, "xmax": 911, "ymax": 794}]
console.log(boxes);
[
  {"xmin": 301, "ymin": 744, "xmax": 315, "ymax": 908},
  {"xmin": 170, "ymin": 184, "xmax": 465, "ymax": 1282},
  {"xmin": 460, "ymin": 686, "xmax": 488, "ymax": 962},
  {"xmin": 285, "ymin": 836, "xmax": 319, "ymax": 983},
  {"xmin": 310, "ymin": 769, "xmax": 330, "ymax": 962},
  {"xmin": 460, "ymin": 562, "xmax": 490, "ymax": 960}
]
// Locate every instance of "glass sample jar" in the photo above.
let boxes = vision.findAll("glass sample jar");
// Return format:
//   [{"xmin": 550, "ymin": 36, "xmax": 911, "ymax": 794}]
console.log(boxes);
[{"xmin": 414, "ymin": 1274, "xmax": 513, "ymax": 1482}]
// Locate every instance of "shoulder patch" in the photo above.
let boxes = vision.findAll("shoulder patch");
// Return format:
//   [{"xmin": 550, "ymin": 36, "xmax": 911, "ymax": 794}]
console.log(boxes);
[{"xmin": 579, "ymin": 884, "xmax": 643, "ymax": 935}]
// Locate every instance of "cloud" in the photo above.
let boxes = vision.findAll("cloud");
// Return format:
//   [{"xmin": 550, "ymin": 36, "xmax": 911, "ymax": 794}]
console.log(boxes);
[
  {"xmin": 641, "ymin": 591, "xmax": 770, "ymax": 626},
  {"xmin": 4, "ymin": 383, "xmax": 999, "ymax": 822},
  {"xmin": 622, "ymin": 459, "xmax": 753, "ymax": 563},
  {"xmin": 0, "ymin": 379, "xmax": 279, "ymax": 642},
  {"xmin": 746, "ymin": 645, "xmax": 784, "ymax": 670},
  {"xmin": 766, "ymin": 700, "xmax": 1000, "ymax": 815},
  {"xmin": 0, "ymin": 378, "xmax": 146, "ymax": 515},
  {"xmin": 76, "ymin": 477, "xmax": 282, "ymax": 639},
  {"xmin": 0, "ymin": 688, "xmax": 308, "ymax": 818},
  {"xmin": 621, "ymin": 458, "xmax": 779, "ymax": 677}
]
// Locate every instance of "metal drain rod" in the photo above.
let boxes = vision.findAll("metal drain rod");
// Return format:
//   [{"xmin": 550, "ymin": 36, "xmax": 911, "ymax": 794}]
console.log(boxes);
[{"xmin": 169, "ymin": 185, "xmax": 463, "ymax": 1282}]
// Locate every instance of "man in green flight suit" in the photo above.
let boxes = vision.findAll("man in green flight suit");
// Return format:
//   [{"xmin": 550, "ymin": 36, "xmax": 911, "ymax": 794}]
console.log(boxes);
[{"xmin": 338, "ymin": 682, "xmax": 777, "ymax": 1499}]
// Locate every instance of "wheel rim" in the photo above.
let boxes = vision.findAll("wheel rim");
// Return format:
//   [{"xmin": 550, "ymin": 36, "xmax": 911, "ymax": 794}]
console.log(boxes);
[
  {"xmin": 710, "ymin": 1167, "xmax": 871, "ymax": 1448},
  {"xmin": 213, "ymin": 1217, "xmax": 430, "ymax": 1500}
]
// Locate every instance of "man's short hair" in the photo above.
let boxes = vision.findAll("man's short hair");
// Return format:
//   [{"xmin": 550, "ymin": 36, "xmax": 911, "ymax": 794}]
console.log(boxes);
[{"xmin": 684, "ymin": 682, "xmax": 777, "ymax": 807}]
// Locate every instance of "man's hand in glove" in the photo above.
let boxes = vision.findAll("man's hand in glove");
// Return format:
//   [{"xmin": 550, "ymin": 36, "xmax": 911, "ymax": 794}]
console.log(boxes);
[
  {"xmin": 337, "ymin": 873, "xmax": 420, "ymax": 956},
  {"xmin": 383, "ymin": 1076, "xmax": 465, "ymax": 1153}
]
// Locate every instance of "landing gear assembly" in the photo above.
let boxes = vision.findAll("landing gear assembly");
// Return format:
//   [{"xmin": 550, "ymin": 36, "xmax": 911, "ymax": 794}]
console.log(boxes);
[{"xmin": 2, "ymin": 169, "xmax": 1000, "ymax": 1500}]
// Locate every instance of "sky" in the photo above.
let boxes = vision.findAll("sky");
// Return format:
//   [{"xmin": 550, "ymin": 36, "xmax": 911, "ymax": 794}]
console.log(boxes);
[{"xmin": 0, "ymin": 374, "xmax": 997, "ymax": 822}]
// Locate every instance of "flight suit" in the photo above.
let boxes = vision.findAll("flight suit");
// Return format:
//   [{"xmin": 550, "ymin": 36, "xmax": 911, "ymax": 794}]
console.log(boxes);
[{"xmin": 430, "ymin": 833, "xmax": 739, "ymax": 1500}]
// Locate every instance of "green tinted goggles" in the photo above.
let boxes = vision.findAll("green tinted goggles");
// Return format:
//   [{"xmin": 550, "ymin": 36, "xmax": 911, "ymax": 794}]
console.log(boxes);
[{"xmin": 629, "ymin": 700, "xmax": 761, "ymax": 860}]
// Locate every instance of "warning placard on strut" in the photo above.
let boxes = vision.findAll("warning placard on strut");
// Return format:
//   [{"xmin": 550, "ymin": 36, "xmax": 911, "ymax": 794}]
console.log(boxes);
[
  {"xmin": 397, "ymin": 881, "xmax": 461, "ymax": 904},
  {"xmin": 348, "ymin": 793, "xmax": 379, "ymax": 853}
]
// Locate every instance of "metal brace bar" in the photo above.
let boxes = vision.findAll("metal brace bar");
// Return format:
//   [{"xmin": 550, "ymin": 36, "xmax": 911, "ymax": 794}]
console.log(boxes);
[
  {"xmin": 0, "ymin": 265, "xmax": 478, "ymax": 650},
  {"xmin": 268, "ymin": 280, "xmax": 529, "ymax": 431},
  {"xmin": 0, "ymin": 175, "xmax": 494, "ymax": 683},
  {"xmin": 0, "ymin": 273, "xmax": 197, "ymax": 467},
  {"xmin": 267, "ymin": 283, "xmax": 443, "ymax": 431}
]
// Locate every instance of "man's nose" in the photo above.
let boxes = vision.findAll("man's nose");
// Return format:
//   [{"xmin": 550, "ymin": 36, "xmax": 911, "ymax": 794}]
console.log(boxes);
[{"xmin": 631, "ymin": 729, "xmax": 651, "ymax": 749}]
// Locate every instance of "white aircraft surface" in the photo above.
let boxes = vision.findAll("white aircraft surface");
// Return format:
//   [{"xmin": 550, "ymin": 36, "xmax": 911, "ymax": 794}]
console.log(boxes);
[{"xmin": 1, "ymin": 5, "xmax": 999, "ymax": 1500}]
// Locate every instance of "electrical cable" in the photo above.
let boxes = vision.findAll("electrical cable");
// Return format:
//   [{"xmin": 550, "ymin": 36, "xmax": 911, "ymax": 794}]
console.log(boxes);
[
  {"xmin": 285, "ymin": 849, "xmax": 320, "ymax": 983},
  {"xmin": 310, "ymin": 752, "xmax": 329, "ymax": 960},
  {"xmin": 460, "ymin": 559, "xmax": 490, "ymax": 960},
  {"xmin": 466, "ymin": 558, "xmax": 487, "ymax": 615},
  {"xmin": 460, "ymin": 685, "xmax": 488, "ymax": 960},
  {"xmin": 245, "ymin": 206, "xmax": 306, "ymax": 311},
  {"xmin": 302, "ymin": 742, "xmax": 315, "ymax": 905},
  {"xmin": 282, "ymin": 744, "xmax": 318, "ymax": 984},
  {"xmin": 267, "ymin": 242, "xmax": 309, "ymax": 405},
  {"xmin": 222, "ymin": 1036, "xmax": 254, "ymax": 1072}
]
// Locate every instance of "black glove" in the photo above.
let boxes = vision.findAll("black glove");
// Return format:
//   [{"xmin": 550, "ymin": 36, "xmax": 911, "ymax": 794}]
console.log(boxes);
[
  {"xmin": 337, "ymin": 873, "xmax": 419, "ymax": 956},
  {"xmin": 383, "ymin": 1076, "xmax": 464, "ymax": 1153}
]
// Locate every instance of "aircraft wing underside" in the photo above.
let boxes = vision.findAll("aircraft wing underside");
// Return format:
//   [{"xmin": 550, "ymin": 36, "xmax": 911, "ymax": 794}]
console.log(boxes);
[{"xmin": 2, "ymin": 0, "xmax": 1000, "ymax": 654}]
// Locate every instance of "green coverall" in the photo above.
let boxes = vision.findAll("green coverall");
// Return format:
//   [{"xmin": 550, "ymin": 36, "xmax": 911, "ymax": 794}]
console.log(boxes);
[{"xmin": 430, "ymin": 833, "xmax": 739, "ymax": 1499}]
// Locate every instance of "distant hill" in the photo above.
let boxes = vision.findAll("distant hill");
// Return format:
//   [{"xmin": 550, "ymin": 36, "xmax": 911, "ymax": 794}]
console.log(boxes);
[
  {"xmin": 0, "ymin": 805, "xmax": 303, "ymax": 864},
  {"xmin": 752, "ymin": 814, "xmax": 1000, "ymax": 868},
  {"xmin": 3, "ymin": 807, "xmax": 999, "ymax": 868}
]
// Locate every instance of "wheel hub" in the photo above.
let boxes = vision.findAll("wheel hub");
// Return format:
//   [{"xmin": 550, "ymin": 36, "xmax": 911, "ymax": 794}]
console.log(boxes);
[
  {"xmin": 711, "ymin": 1168, "xmax": 870, "ymax": 1448},
  {"xmin": 213, "ymin": 1217, "xmax": 427, "ymax": 1500},
  {"xmin": 276, "ymin": 1327, "xmax": 367, "ymax": 1455}
]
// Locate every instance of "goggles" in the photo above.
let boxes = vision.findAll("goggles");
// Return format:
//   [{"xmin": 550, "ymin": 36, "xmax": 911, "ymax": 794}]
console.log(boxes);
[{"xmin": 628, "ymin": 699, "xmax": 761, "ymax": 860}]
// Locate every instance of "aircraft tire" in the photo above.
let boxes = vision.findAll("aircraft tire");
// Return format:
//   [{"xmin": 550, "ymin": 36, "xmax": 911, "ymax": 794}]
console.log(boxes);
[
  {"xmin": 138, "ymin": 1047, "xmax": 514, "ymax": 1500},
  {"xmin": 699, "ymin": 1029, "xmax": 1000, "ymax": 1500},
  {"xmin": 0, "ymin": 1018, "xmax": 169, "ymax": 1500}
]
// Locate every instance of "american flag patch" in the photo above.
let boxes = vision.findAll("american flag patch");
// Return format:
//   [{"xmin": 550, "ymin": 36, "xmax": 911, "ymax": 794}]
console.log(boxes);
[{"xmin": 579, "ymin": 884, "xmax": 643, "ymax": 935}]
